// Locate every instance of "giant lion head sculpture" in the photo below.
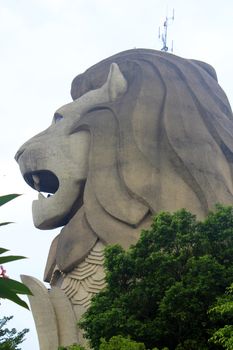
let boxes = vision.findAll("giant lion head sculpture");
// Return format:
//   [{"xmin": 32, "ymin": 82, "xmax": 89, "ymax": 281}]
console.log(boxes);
[{"xmin": 16, "ymin": 49, "xmax": 233, "ymax": 279}]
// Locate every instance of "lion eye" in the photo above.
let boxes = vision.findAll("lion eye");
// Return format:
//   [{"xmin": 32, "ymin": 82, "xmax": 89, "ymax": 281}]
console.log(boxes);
[{"xmin": 53, "ymin": 113, "xmax": 64, "ymax": 123}]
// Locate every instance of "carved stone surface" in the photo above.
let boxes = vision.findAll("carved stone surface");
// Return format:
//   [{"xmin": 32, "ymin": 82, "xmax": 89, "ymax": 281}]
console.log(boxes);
[
  {"xmin": 60, "ymin": 241, "xmax": 106, "ymax": 309},
  {"xmin": 21, "ymin": 275, "xmax": 79, "ymax": 349},
  {"xmin": 15, "ymin": 49, "xmax": 233, "ymax": 349},
  {"xmin": 46, "ymin": 241, "xmax": 106, "ymax": 347}
]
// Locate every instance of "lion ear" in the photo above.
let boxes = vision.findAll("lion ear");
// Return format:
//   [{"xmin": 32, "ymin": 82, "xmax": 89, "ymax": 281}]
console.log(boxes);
[{"xmin": 106, "ymin": 63, "xmax": 128, "ymax": 101}]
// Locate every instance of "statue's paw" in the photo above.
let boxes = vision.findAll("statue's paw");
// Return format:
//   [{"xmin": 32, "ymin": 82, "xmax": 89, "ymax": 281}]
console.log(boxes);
[{"xmin": 21, "ymin": 275, "xmax": 78, "ymax": 350}]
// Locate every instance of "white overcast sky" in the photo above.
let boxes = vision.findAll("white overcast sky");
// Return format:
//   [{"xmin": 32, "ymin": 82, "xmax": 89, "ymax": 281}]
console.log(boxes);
[{"xmin": 1, "ymin": 1, "xmax": 233, "ymax": 349}]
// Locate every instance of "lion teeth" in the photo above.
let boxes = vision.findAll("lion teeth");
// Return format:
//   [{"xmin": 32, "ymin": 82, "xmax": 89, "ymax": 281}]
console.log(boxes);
[
  {"xmin": 32, "ymin": 175, "xmax": 40, "ymax": 184},
  {"xmin": 32, "ymin": 175, "xmax": 40, "ymax": 191},
  {"xmin": 38, "ymin": 192, "xmax": 53, "ymax": 200}
]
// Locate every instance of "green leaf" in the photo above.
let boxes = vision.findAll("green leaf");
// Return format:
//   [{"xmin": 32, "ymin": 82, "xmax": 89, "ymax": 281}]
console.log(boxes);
[
  {"xmin": 0, "ymin": 194, "xmax": 21, "ymax": 207},
  {"xmin": 0, "ymin": 255, "xmax": 26, "ymax": 264},
  {"xmin": 0, "ymin": 248, "xmax": 9, "ymax": 254},
  {"xmin": 0, "ymin": 194, "xmax": 30, "ymax": 311},
  {"xmin": 0, "ymin": 282, "xmax": 29, "ymax": 309},
  {"xmin": 0, "ymin": 278, "xmax": 32, "ymax": 295},
  {"xmin": 0, "ymin": 222, "xmax": 14, "ymax": 226}
]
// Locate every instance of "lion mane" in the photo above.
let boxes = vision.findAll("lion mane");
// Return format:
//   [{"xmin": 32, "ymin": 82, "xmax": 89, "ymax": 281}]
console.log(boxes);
[{"xmin": 19, "ymin": 49, "xmax": 233, "ymax": 278}]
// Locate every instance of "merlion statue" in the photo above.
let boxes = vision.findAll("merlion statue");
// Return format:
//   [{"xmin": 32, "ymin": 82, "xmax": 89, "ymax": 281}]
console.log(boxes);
[{"xmin": 15, "ymin": 49, "xmax": 233, "ymax": 349}]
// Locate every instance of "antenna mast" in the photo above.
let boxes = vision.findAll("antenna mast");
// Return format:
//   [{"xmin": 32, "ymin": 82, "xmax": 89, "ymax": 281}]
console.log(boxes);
[{"xmin": 158, "ymin": 9, "xmax": 175, "ymax": 52}]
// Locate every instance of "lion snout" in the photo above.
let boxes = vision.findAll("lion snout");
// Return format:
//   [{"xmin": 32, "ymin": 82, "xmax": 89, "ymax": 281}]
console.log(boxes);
[{"xmin": 15, "ymin": 147, "xmax": 25, "ymax": 162}]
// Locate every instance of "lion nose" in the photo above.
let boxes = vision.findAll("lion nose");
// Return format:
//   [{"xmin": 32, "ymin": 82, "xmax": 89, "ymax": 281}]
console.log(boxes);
[{"xmin": 15, "ymin": 147, "xmax": 25, "ymax": 162}]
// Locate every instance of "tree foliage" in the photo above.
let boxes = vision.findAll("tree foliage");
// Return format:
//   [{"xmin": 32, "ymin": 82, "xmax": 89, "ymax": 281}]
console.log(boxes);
[
  {"xmin": 208, "ymin": 284, "xmax": 233, "ymax": 349},
  {"xmin": 99, "ymin": 335, "xmax": 146, "ymax": 350},
  {"xmin": 58, "ymin": 344, "xmax": 86, "ymax": 350},
  {"xmin": 0, "ymin": 194, "xmax": 32, "ymax": 309},
  {"xmin": 0, "ymin": 316, "xmax": 28, "ymax": 350},
  {"xmin": 57, "ymin": 336, "xmax": 165, "ymax": 350},
  {"xmin": 80, "ymin": 205, "xmax": 233, "ymax": 350}
]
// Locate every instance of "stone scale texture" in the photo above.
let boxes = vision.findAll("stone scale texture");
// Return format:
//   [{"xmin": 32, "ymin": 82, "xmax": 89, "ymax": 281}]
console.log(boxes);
[{"xmin": 61, "ymin": 241, "xmax": 106, "ymax": 310}]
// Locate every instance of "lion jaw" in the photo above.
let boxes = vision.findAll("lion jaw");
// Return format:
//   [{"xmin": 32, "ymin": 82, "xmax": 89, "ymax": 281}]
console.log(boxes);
[{"xmin": 32, "ymin": 178, "xmax": 84, "ymax": 229}]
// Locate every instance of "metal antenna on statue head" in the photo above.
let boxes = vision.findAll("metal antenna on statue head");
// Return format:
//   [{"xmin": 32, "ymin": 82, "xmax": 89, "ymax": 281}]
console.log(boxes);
[{"xmin": 158, "ymin": 9, "xmax": 175, "ymax": 52}]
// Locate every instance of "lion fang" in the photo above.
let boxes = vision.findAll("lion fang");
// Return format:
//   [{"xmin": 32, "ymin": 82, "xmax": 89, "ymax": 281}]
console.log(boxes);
[{"xmin": 32, "ymin": 175, "xmax": 40, "ymax": 191}]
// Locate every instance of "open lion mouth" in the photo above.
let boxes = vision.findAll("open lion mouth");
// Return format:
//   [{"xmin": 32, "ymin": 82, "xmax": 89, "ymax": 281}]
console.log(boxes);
[
  {"xmin": 24, "ymin": 170, "xmax": 59, "ymax": 197},
  {"xmin": 22, "ymin": 168, "xmax": 85, "ymax": 229}
]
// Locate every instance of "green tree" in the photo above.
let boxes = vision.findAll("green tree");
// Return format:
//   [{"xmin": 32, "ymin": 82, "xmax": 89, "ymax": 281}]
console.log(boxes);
[
  {"xmin": 0, "ymin": 194, "xmax": 32, "ymax": 309},
  {"xmin": 80, "ymin": 205, "xmax": 233, "ymax": 350},
  {"xmin": 0, "ymin": 316, "xmax": 28, "ymax": 350},
  {"xmin": 208, "ymin": 284, "xmax": 233, "ymax": 349},
  {"xmin": 99, "ymin": 335, "xmax": 146, "ymax": 350},
  {"xmin": 57, "ymin": 335, "xmax": 164, "ymax": 350},
  {"xmin": 58, "ymin": 344, "xmax": 86, "ymax": 350}
]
